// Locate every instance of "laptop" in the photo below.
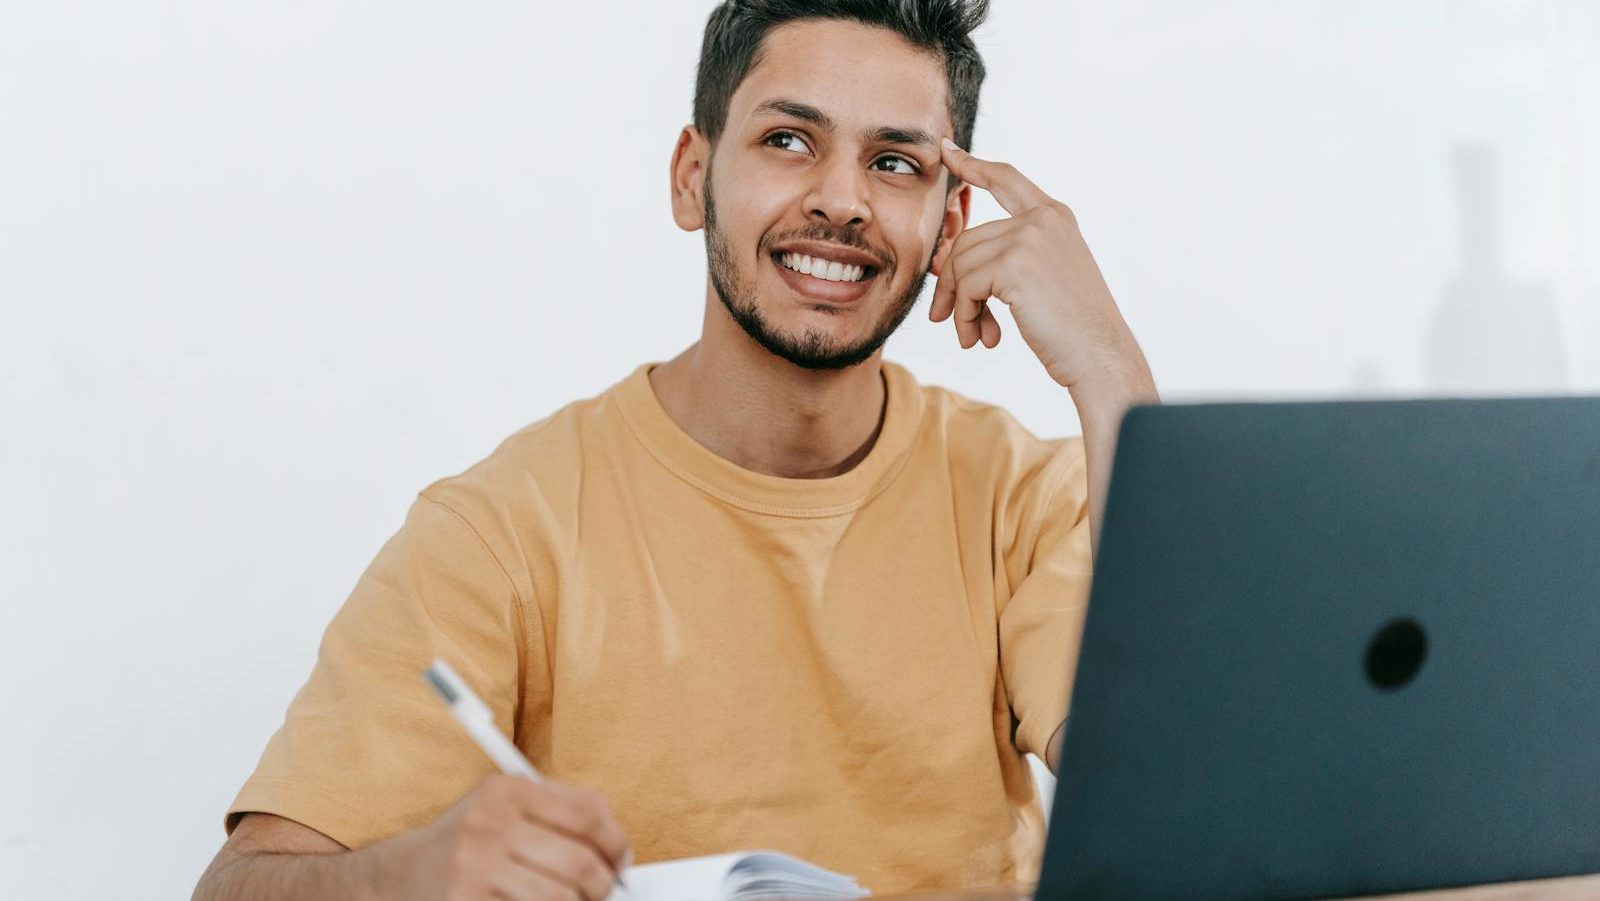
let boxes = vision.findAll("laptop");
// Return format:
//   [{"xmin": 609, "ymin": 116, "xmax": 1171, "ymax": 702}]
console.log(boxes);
[{"xmin": 1038, "ymin": 397, "xmax": 1600, "ymax": 901}]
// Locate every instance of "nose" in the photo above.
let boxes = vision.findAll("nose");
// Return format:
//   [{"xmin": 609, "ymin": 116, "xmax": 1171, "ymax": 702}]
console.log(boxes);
[{"xmin": 803, "ymin": 155, "xmax": 872, "ymax": 229}]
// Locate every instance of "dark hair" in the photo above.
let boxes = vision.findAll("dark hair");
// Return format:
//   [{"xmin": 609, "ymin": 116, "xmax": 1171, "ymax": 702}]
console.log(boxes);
[{"xmin": 693, "ymin": 0, "xmax": 989, "ymax": 156}]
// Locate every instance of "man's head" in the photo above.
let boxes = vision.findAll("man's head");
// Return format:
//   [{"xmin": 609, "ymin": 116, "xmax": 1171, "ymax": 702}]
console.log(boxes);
[{"xmin": 670, "ymin": 0, "xmax": 989, "ymax": 371}]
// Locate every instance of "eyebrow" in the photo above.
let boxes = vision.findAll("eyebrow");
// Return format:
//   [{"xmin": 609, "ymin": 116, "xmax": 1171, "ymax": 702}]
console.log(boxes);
[{"xmin": 752, "ymin": 98, "xmax": 937, "ymax": 151}]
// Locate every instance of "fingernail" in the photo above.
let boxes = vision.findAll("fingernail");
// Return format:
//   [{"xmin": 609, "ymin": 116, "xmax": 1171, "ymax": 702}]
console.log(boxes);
[{"xmin": 941, "ymin": 137, "xmax": 959, "ymax": 152}]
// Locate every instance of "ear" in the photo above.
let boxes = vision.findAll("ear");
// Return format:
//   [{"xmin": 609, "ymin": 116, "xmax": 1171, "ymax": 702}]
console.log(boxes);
[
  {"xmin": 927, "ymin": 183, "xmax": 971, "ymax": 277},
  {"xmin": 670, "ymin": 126, "xmax": 712, "ymax": 232}
]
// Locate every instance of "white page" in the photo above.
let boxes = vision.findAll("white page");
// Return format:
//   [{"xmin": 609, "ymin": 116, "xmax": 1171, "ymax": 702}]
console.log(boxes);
[
  {"xmin": 606, "ymin": 852, "xmax": 744, "ymax": 901},
  {"xmin": 725, "ymin": 852, "xmax": 870, "ymax": 900},
  {"xmin": 605, "ymin": 850, "xmax": 869, "ymax": 901}
]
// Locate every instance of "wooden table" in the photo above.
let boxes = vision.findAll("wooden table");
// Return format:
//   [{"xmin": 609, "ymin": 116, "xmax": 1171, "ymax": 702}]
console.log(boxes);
[{"xmin": 871, "ymin": 873, "xmax": 1600, "ymax": 900}]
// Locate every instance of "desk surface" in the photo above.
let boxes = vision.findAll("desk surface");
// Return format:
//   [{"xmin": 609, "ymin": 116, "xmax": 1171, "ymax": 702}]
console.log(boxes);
[{"xmin": 872, "ymin": 873, "xmax": 1600, "ymax": 901}]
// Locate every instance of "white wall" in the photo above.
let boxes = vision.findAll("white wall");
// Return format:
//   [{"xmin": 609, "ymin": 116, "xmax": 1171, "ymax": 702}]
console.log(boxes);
[{"xmin": 2, "ymin": 2, "xmax": 1595, "ymax": 898}]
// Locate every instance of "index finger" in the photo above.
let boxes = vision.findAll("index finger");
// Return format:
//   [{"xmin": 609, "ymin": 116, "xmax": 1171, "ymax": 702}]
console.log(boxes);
[{"xmin": 940, "ymin": 138, "xmax": 1054, "ymax": 217}]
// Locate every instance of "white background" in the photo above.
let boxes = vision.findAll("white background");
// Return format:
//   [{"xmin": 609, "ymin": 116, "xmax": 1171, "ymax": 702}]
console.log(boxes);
[{"xmin": 2, "ymin": 1, "xmax": 1596, "ymax": 898}]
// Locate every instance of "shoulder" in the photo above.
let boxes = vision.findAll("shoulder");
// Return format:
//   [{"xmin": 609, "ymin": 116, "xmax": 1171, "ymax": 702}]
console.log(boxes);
[
  {"xmin": 416, "ymin": 370, "xmax": 636, "ymax": 533},
  {"xmin": 906, "ymin": 368, "xmax": 1087, "ymax": 507}
]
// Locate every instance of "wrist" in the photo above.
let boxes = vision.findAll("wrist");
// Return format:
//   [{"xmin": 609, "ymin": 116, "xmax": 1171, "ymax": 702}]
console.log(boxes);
[
  {"xmin": 1068, "ymin": 358, "xmax": 1159, "ymax": 434},
  {"xmin": 352, "ymin": 827, "xmax": 419, "ymax": 901}
]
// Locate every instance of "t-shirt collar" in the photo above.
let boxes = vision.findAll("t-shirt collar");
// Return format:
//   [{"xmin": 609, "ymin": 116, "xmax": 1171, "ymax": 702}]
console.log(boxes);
[{"xmin": 612, "ymin": 360, "xmax": 924, "ymax": 517}]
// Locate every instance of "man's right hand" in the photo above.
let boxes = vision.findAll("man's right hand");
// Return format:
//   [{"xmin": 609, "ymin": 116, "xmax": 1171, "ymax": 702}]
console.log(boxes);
[
  {"xmin": 392, "ymin": 774, "xmax": 632, "ymax": 901},
  {"xmin": 192, "ymin": 774, "xmax": 632, "ymax": 901}
]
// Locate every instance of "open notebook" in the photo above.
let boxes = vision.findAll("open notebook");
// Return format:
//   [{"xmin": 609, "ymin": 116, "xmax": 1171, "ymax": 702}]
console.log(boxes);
[{"xmin": 604, "ymin": 850, "xmax": 872, "ymax": 901}]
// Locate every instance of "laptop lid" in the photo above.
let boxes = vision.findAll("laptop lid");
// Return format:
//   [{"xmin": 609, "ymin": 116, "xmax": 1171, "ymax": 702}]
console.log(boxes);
[{"xmin": 1039, "ymin": 397, "xmax": 1600, "ymax": 901}]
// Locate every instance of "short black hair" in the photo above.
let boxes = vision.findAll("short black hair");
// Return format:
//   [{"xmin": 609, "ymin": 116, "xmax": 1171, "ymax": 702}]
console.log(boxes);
[{"xmin": 693, "ymin": 0, "xmax": 989, "ymax": 156}]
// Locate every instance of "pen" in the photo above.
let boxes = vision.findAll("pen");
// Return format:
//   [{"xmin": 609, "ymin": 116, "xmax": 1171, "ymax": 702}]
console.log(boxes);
[{"xmin": 424, "ymin": 658, "xmax": 631, "ymax": 895}]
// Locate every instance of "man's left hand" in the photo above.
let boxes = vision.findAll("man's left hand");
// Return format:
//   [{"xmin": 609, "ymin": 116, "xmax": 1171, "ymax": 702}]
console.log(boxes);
[{"xmin": 930, "ymin": 138, "xmax": 1153, "ymax": 401}]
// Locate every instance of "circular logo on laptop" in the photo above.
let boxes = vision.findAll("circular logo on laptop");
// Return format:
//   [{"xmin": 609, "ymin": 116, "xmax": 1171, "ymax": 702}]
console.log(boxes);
[{"xmin": 1365, "ymin": 618, "xmax": 1428, "ymax": 690}]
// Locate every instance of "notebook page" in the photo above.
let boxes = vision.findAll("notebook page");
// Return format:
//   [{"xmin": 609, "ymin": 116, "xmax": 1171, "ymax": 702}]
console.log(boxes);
[
  {"xmin": 724, "ymin": 852, "xmax": 870, "ymax": 901},
  {"xmin": 605, "ymin": 852, "xmax": 744, "ymax": 901}
]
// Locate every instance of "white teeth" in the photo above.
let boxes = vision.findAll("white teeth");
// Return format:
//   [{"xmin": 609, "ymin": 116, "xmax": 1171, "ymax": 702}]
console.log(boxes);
[{"xmin": 778, "ymin": 253, "xmax": 869, "ymax": 282}]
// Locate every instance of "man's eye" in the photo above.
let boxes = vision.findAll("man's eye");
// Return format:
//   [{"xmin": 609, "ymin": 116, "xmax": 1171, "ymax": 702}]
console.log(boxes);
[
  {"xmin": 764, "ymin": 132, "xmax": 812, "ymax": 154},
  {"xmin": 872, "ymin": 156, "xmax": 918, "ymax": 175}
]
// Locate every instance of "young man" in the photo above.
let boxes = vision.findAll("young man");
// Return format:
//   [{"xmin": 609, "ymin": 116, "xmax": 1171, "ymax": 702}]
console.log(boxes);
[{"xmin": 193, "ymin": 1, "xmax": 1158, "ymax": 899}]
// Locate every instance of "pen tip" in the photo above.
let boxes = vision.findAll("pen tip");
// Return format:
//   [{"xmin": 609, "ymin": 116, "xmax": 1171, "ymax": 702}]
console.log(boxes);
[{"xmin": 423, "ymin": 663, "xmax": 459, "ymax": 704}]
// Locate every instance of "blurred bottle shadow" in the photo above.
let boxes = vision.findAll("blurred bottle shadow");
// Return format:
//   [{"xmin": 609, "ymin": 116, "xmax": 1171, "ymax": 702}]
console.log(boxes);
[{"xmin": 1425, "ymin": 144, "xmax": 1568, "ymax": 393}]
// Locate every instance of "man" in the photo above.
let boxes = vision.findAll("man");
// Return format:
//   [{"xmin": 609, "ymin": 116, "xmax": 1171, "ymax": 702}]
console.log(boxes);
[{"xmin": 193, "ymin": 1, "xmax": 1158, "ymax": 899}]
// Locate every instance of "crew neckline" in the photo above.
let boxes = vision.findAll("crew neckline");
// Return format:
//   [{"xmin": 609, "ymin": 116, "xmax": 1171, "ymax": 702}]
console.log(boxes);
[{"xmin": 612, "ymin": 360, "xmax": 924, "ymax": 518}]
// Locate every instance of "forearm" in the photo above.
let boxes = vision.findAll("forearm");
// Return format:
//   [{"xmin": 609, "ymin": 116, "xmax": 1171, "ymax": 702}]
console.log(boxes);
[
  {"xmin": 1042, "ymin": 360, "xmax": 1156, "ymax": 779},
  {"xmin": 193, "ymin": 839, "xmax": 397, "ymax": 901},
  {"xmin": 1070, "ymin": 360, "xmax": 1159, "ymax": 554}
]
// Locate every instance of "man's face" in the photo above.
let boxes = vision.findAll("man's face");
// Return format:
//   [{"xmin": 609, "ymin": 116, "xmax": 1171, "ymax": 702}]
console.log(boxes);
[{"xmin": 690, "ymin": 19, "xmax": 966, "ymax": 370}]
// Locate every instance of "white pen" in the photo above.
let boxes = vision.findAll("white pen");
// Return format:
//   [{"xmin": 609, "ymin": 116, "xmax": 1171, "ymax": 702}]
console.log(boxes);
[{"xmin": 425, "ymin": 658, "xmax": 631, "ymax": 894}]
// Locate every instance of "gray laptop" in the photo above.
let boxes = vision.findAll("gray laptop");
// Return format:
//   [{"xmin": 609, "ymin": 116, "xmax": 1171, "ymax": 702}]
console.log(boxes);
[{"xmin": 1038, "ymin": 397, "xmax": 1600, "ymax": 901}]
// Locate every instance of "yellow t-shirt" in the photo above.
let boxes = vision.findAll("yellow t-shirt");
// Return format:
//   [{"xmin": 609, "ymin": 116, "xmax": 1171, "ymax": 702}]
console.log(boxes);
[{"xmin": 228, "ymin": 360, "xmax": 1092, "ymax": 892}]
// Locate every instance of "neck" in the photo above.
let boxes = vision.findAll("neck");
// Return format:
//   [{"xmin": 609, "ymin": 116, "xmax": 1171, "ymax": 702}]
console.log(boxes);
[{"xmin": 648, "ymin": 291, "xmax": 888, "ymax": 480}]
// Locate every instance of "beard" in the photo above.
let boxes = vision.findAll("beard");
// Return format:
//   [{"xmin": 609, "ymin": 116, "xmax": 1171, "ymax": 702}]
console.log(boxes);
[{"xmin": 703, "ymin": 179, "xmax": 936, "ymax": 371}]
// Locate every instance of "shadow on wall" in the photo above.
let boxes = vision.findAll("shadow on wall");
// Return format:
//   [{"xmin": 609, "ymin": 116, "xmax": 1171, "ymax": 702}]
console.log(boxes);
[{"xmin": 1425, "ymin": 143, "xmax": 1569, "ymax": 393}]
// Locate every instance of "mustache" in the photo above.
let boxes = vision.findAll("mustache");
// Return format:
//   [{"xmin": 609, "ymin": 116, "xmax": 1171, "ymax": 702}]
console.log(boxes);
[{"xmin": 759, "ymin": 223, "xmax": 894, "ymax": 272}]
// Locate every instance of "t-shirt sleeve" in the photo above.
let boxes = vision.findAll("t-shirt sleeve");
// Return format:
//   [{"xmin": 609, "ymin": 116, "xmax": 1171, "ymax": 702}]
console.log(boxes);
[
  {"xmin": 225, "ymin": 489, "xmax": 537, "ymax": 849},
  {"xmin": 997, "ymin": 438, "xmax": 1094, "ymax": 761}
]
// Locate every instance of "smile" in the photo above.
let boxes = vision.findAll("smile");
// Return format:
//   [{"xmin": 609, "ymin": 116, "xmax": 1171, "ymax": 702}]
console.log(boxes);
[
  {"xmin": 767, "ymin": 240, "xmax": 883, "ymax": 305},
  {"xmin": 777, "ymin": 252, "xmax": 872, "ymax": 283}
]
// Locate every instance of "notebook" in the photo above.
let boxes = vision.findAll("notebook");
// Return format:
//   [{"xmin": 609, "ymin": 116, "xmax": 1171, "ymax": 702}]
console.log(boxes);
[{"xmin": 604, "ymin": 850, "xmax": 871, "ymax": 901}]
